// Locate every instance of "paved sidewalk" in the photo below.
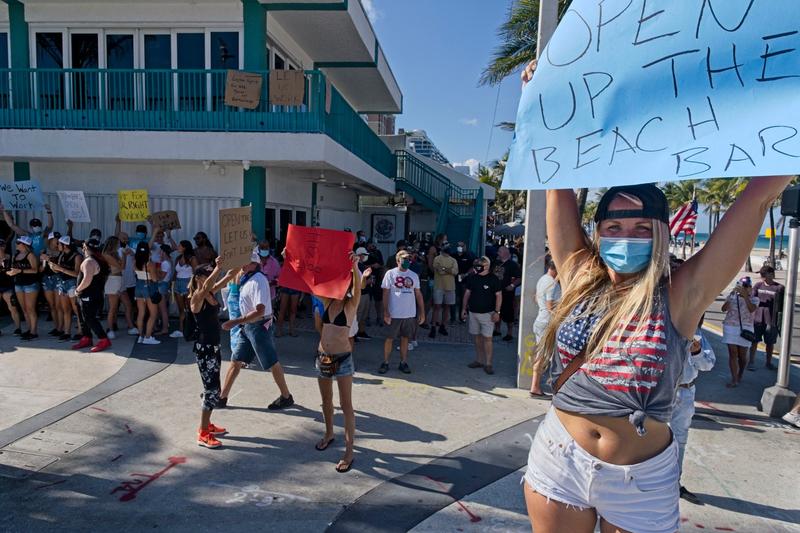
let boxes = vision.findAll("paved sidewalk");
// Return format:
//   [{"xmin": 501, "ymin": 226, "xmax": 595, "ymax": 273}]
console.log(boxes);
[{"xmin": 0, "ymin": 312, "xmax": 798, "ymax": 532}]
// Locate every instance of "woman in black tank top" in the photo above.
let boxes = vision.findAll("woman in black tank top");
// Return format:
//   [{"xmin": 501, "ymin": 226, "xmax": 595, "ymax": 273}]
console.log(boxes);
[
  {"xmin": 189, "ymin": 258, "xmax": 228, "ymax": 449},
  {"xmin": 72, "ymin": 239, "xmax": 111, "ymax": 352},
  {"xmin": 0, "ymin": 238, "xmax": 22, "ymax": 334},
  {"xmin": 49, "ymin": 238, "xmax": 82, "ymax": 341},
  {"xmin": 8, "ymin": 236, "xmax": 40, "ymax": 340}
]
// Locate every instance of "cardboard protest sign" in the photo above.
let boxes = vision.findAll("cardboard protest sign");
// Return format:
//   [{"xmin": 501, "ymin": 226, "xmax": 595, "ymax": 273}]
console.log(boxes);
[
  {"xmin": 269, "ymin": 70, "xmax": 305, "ymax": 106},
  {"xmin": 0, "ymin": 180, "xmax": 45, "ymax": 211},
  {"xmin": 503, "ymin": 0, "xmax": 800, "ymax": 190},
  {"xmin": 149, "ymin": 210, "xmax": 181, "ymax": 231},
  {"xmin": 56, "ymin": 191, "xmax": 91, "ymax": 223},
  {"xmin": 278, "ymin": 225, "xmax": 356, "ymax": 300},
  {"xmin": 224, "ymin": 70, "xmax": 263, "ymax": 110},
  {"xmin": 118, "ymin": 190, "xmax": 150, "ymax": 222},
  {"xmin": 218, "ymin": 206, "xmax": 253, "ymax": 271}
]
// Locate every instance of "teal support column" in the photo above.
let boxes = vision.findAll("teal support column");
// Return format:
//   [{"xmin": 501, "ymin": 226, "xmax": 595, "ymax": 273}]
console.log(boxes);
[
  {"xmin": 311, "ymin": 182, "xmax": 318, "ymax": 226},
  {"xmin": 7, "ymin": 0, "xmax": 31, "ymax": 180},
  {"xmin": 243, "ymin": 167, "xmax": 266, "ymax": 240},
  {"xmin": 241, "ymin": 0, "xmax": 267, "ymax": 237}
]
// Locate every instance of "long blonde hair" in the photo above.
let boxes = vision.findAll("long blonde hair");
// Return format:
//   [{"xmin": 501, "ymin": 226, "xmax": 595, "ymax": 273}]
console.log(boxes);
[{"xmin": 534, "ymin": 220, "xmax": 670, "ymax": 372}]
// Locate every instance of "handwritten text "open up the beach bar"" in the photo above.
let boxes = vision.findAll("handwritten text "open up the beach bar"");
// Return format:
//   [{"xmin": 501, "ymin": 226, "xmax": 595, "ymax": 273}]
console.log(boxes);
[{"xmin": 503, "ymin": 0, "xmax": 800, "ymax": 190}]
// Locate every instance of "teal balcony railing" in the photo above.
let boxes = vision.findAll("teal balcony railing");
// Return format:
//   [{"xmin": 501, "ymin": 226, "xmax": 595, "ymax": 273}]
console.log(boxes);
[{"xmin": 0, "ymin": 68, "xmax": 394, "ymax": 177}]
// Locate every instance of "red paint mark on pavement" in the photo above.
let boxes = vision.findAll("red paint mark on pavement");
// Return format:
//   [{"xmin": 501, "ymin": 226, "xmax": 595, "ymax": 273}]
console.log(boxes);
[
  {"xmin": 89, "ymin": 407, "xmax": 107, "ymax": 412},
  {"xmin": 124, "ymin": 424, "xmax": 132, "ymax": 434},
  {"xmin": 681, "ymin": 517, "xmax": 690, "ymax": 523},
  {"xmin": 111, "ymin": 455, "xmax": 123, "ymax": 462},
  {"xmin": 697, "ymin": 401, "xmax": 756, "ymax": 426},
  {"xmin": 715, "ymin": 527, "xmax": 735, "ymax": 531},
  {"xmin": 35, "ymin": 479, "xmax": 66, "ymax": 491},
  {"xmin": 424, "ymin": 476, "xmax": 481, "ymax": 523},
  {"xmin": 110, "ymin": 456, "xmax": 187, "ymax": 502},
  {"xmin": 695, "ymin": 525, "xmax": 705, "ymax": 529}
]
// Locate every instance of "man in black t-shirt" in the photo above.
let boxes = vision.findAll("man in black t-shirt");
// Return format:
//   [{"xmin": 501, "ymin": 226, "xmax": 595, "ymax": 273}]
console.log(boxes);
[
  {"xmin": 492, "ymin": 246, "xmax": 521, "ymax": 341},
  {"xmin": 365, "ymin": 240, "xmax": 385, "ymax": 325},
  {"xmin": 453, "ymin": 241, "xmax": 476, "ymax": 322},
  {"xmin": 462, "ymin": 256, "xmax": 502, "ymax": 374}
]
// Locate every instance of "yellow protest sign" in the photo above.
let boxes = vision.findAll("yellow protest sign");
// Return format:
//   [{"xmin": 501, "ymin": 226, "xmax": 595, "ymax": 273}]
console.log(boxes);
[{"xmin": 118, "ymin": 190, "xmax": 150, "ymax": 222}]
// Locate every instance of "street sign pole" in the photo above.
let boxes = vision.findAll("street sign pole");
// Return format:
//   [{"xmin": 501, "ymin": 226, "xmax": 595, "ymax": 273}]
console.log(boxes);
[
  {"xmin": 516, "ymin": 0, "xmax": 558, "ymax": 389},
  {"xmin": 761, "ymin": 217, "xmax": 798, "ymax": 415}
]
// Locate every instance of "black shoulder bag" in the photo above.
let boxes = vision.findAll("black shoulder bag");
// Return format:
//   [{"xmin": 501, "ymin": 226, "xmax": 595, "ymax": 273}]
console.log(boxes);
[{"xmin": 737, "ymin": 297, "xmax": 756, "ymax": 343}]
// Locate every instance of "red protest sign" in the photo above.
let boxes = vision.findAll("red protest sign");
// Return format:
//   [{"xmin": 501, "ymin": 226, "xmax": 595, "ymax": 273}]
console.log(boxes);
[{"xmin": 278, "ymin": 225, "xmax": 355, "ymax": 299}]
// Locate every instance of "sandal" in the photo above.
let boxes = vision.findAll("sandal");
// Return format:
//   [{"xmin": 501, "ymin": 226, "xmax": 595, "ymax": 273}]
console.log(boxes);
[
  {"xmin": 467, "ymin": 361, "xmax": 484, "ymax": 368},
  {"xmin": 726, "ymin": 382, "xmax": 738, "ymax": 388},
  {"xmin": 336, "ymin": 458, "xmax": 354, "ymax": 473},
  {"xmin": 483, "ymin": 365, "xmax": 494, "ymax": 375},
  {"xmin": 529, "ymin": 391, "xmax": 549, "ymax": 398},
  {"xmin": 315, "ymin": 437, "xmax": 335, "ymax": 451}
]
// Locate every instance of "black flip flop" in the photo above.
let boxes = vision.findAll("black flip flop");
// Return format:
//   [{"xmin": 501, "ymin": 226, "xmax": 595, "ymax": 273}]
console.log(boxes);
[
  {"xmin": 336, "ymin": 458, "xmax": 354, "ymax": 473},
  {"xmin": 529, "ymin": 391, "xmax": 550, "ymax": 398},
  {"xmin": 315, "ymin": 437, "xmax": 335, "ymax": 451}
]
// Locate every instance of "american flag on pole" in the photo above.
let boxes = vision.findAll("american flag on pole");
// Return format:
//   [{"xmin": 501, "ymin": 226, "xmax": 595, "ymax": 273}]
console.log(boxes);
[{"xmin": 669, "ymin": 199, "xmax": 698, "ymax": 237}]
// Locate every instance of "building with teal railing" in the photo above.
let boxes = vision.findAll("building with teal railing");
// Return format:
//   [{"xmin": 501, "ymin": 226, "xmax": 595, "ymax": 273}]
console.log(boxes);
[{"xmin": 0, "ymin": 0, "xmax": 488, "ymax": 255}]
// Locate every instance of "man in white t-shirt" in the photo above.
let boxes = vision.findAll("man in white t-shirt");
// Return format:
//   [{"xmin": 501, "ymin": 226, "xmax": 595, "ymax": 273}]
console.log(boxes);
[
  {"xmin": 380, "ymin": 250, "xmax": 425, "ymax": 375},
  {"xmin": 222, "ymin": 253, "xmax": 294, "ymax": 410},
  {"xmin": 530, "ymin": 260, "xmax": 560, "ymax": 397}
]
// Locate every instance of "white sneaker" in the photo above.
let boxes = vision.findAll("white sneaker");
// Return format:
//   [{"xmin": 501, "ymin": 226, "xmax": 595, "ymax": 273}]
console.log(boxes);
[
  {"xmin": 169, "ymin": 330, "xmax": 184, "ymax": 338},
  {"xmin": 107, "ymin": 330, "xmax": 116, "ymax": 340},
  {"xmin": 142, "ymin": 337, "xmax": 161, "ymax": 345},
  {"xmin": 128, "ymin": 328, "xmax": 139, "ymax": 336},
  {"xmin": 408, "ymin": 343, "xmax": 415, "ymax": 351},
  {"xmin": 137, "ymin": 336, "xmax": 144, "ymax": 344},
  {"xmin": 411, "ymin": 341, "xmax": 419, "ymax": 348},
  {"xmin": 782, "ymin": 411, "xmax": 800, "ymax": 428}
]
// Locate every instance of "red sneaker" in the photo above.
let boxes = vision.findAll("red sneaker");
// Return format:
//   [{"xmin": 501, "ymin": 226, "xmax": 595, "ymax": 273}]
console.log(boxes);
[
  {"xmin": 207, "ymin": 423, "xmax": 227, "ymax": 435},
  {"xmin": 90, "ymin": 338, "xmax": 112, "ymax": 353},
  {"xmin": 71, "ymin": 337, "xmax": 92, "ymax": 350},
  {"xmin": 197, "ymin": 430, "xmax": 222, "ymax": 449}
]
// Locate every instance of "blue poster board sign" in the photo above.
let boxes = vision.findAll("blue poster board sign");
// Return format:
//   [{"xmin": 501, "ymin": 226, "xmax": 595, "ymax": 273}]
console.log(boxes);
[
  {"xmin": 0, "ymin": 180, "xmax": 45, "ymax": 210},
  {"xmin": 503, "ymin": 0, "xmax": 800, "ymax": 190}
]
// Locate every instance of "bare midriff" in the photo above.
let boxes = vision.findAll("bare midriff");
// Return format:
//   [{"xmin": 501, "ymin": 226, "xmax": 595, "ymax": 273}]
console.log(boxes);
[
  {"xmin": 555, "ymin": 408, "xmax": 672, "ymax": 465},
  {"xmin": 319, "ymin": 325, "xmax": 351, "ymax": 355}
]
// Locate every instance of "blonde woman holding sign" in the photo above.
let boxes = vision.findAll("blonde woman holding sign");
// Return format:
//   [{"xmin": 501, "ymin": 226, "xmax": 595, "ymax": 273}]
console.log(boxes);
[{"xmin": 521, "ymin": 54, "xmax": 794, "ymax": 533}]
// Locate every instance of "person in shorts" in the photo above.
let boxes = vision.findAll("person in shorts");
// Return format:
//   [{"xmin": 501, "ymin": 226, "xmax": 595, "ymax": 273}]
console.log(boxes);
[
  {"xmin": 461, "ymin": 256, "xmax": 501, "ymax": 374},
  {"xmin": 721, "ymin": 277, "xmax": 758, "ymax": 387},
  {"xmin": 493, "ymin": 246, "xmax": 521, "ymax": 341},
  {"xmin": 429, "ymin": 244, "xmax": 458, "ymax": 338},
  {"xmin": 380, "ymin": 250, "xmax": 425, "ymax": 374},
  {"xmin": 749, "ymin": 265, "xmax": 784, "ymax": 370},
  {"xmin": 221, "ymin": 253, "xmax": 294, "ymax": 410}
]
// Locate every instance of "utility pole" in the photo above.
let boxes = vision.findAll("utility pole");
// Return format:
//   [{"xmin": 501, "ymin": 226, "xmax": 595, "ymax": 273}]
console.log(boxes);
[{"xmin": 516, "ymin": 0, "xmax": 558, "ymax": 389}]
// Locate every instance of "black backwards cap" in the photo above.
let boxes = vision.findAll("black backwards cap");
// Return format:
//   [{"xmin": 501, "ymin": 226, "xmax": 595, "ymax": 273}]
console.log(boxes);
[{"xmin": 594, "ymin": 184, "xmax": 669, "ymax": 224}]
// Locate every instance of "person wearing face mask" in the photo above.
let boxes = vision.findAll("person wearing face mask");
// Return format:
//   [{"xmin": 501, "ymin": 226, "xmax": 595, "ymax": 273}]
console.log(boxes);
[
  {"xmin": 255, "ymin": 239, "xmax": 281, "ymax": 303},
  {"xmin": 379, "ymin": 250, "xmax": 425, "ymax": 374},
  {"xmin": 2, "ymin": 203, "xmax": 54, "ymax": 258},
  {"xmin": 492, "ymin": 245, "xmax": 520, "ymax": 341},
  {"xmin": 354, "ymin": 247, "xmax": 373, "ymax": 339},
  {"xmin": 113, "ymin": 226, "xmax": 139, "ymax": 334},
  {"xmin": 522, "ymin": 173, "xmax": 793, "ymax": 533},
  {"xmin": 453, "ymin": 241, "xmax": 476, "ymax": 323},
  {"xmin": 7, "ymin": 235, "xmax": 40, "ymax": 340},
  {"xmin": 462, "ymin": 256, "xmax": 501, "ymax": 374},
  {"xmin": 353, "ymin": 230, "xmax": 368, "ymax": 252}
]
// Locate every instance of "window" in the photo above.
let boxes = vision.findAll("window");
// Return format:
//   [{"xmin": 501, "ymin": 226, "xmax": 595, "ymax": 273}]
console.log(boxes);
[
  {"xmin": 274, "ymin": 52, "xmax": 285, "ymax": 70},
  {"xmin": 35, "ymin": 33, "xmax": 64, "ymax": 108},
  {"xmin": 106, "ymin": 34, "xmax": 134, "ymax": 110},
  {"xmin": 265, "ymin": 208, "xmax": 276, "ymax": 244},
  {"xmin": 295, "ymin": 211, "xmax": 306, "ymax": 227},
  {"xmin": 0, "ymin": 33, "xmax": 8, "ymax": 108},
  {"xmin": 144, "ymin": 34, "xmax": 171, "ymax": 110},
  {"xmin": 177, "ymin": 33, "xmax": 205, "ymax": 111},
  {"xmin": 210, "ymin": 31, "xmax": 239, "ymax": 109}
]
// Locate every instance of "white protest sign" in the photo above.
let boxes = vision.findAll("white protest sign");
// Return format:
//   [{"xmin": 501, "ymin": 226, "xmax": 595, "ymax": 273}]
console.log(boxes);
[
  {"xmin": 57, "ymin": 191, "xmax": 91, "ymax": 223},
  {"xmin": 0, "ymin": 180, "xmax": 46, "ymax": 211},
  {"xmin": 503, "ymin": 0, "xmax": 800, "ymax": 190}
]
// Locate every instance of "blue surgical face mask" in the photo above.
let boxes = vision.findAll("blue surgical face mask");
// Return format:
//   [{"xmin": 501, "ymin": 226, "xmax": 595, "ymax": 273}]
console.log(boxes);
[
  {"xmin": 258, "ymin": 249, "xmax": 270, "ymax": 258},
  {"xmin": 599, "ymin": 237, "xmax": 653, "ymax": 274},
  {"xmin": 135, "ymin": 232, "xmax": 146, "ymax": 240},
  {"xmin": 30, "ymin": 226, "xmax": 42, "ymax": 234}
]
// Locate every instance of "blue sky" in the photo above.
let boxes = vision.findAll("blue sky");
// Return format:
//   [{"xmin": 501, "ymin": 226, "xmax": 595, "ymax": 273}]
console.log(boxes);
[
  {"xmin": 369, "ymin": 0, "xmax": 519, "ymax": 172},
  {"xmin": 366, "ymin": 0, "xmax": 774, "ymax": 235}
]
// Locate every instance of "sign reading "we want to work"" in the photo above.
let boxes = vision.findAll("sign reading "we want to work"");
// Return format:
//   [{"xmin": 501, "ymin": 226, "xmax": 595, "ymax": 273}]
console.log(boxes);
[{"xmin": 503, "ymin": 0, "xmax": 800, "ymax": 190}]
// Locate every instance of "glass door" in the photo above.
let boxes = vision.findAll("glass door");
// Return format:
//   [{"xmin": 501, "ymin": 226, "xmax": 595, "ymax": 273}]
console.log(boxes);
[
  {"xmin": 176, "ymin": 32, "xmax": 205, "ymax": 111},
  {"xmin": 70, "ymin": 33, "xmax": 99, "ymax": 109},
  {"xmin": 210, "ymin": 31, "xmax": 239, "ymax": 110},
  {"xmin": 35, "ymin": 32, "xmax": 65, "ymax": 110},
  {"xmin": 0, "ymin": 33, "xmax": 8, "ymax": 108},
  {"xmin": 143, "ymin": 33, "xmax": 171, "ymax": 111},
  {"xmin": 106, "ymin": 33, "xmax": 134, "ymax": 110}
]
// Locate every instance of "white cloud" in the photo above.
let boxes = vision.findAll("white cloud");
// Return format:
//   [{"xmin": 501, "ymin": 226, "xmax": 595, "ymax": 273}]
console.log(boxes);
[
  {"xmin": 362, "ymin": 0, "xmax": 380, "ymax": 22},
  {"xmin": 460, "ymin": 118, "xmax": 479, "ymax": 127}
]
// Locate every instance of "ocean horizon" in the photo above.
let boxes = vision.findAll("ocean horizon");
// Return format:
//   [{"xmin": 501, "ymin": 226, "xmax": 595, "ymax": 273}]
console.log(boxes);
[{"xmin": 688, "ymin": 233, "xmax": 785, "ymax": 251}]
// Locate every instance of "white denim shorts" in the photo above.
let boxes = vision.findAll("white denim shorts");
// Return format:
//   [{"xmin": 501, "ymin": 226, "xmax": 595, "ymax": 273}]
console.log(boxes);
[{"xmin": 524, "ymin": 407, "xmax": 680, "ymax": 533}]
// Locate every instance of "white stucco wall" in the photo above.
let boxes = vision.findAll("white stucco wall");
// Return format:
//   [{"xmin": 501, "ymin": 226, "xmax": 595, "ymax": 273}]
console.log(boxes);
[
  {"xmin": 267, "ymin": 167, "xmax": 312, "ymax": 208},
  {"xmin": 0, "ymin": 161, "xmax": 13, "ymax": 179}
]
